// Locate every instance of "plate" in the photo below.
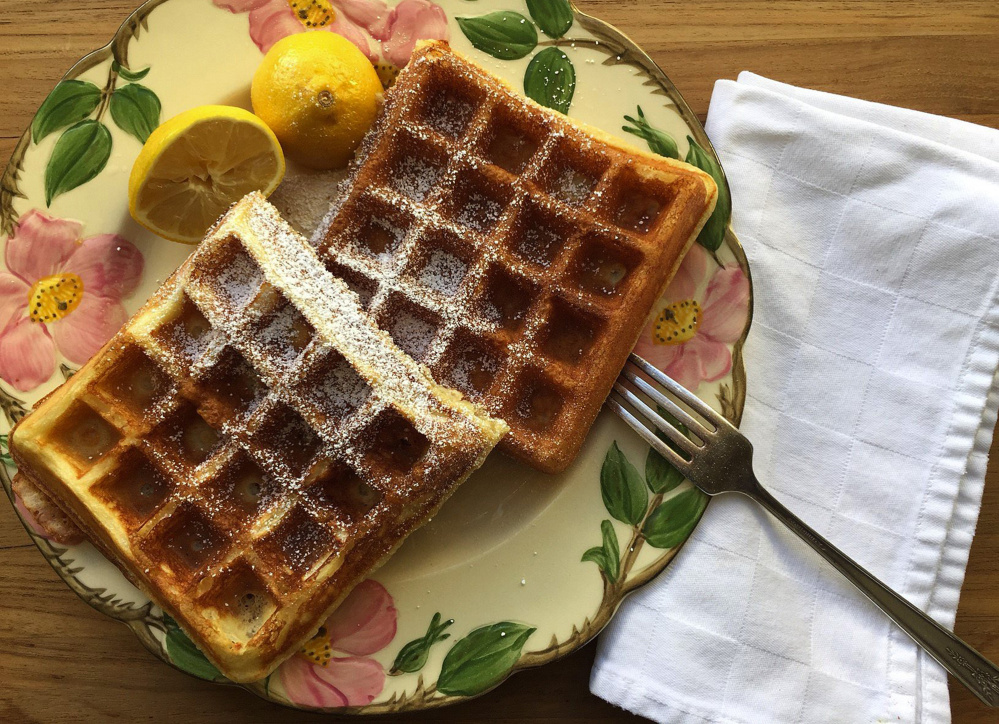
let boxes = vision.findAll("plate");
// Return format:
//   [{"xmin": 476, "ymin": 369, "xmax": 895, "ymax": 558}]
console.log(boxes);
[{"xmin": 0, "ymin": 0, "xmax": 752, "ymax": 712}]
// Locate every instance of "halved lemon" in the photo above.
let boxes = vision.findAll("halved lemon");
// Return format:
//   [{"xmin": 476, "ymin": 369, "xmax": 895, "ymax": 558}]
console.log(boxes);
[{"xmin": 128, "ymin": 105, "xmax": 285, "ymax": 244}]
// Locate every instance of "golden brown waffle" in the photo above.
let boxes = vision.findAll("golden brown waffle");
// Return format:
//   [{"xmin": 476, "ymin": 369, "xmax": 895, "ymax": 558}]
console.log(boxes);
[
  {"xmin": 313, "ymin": 41, "xmax": 718, "ymax": 473},
  {"xmin": 9, "ymin": 193, "xmax": 507, "ymax": 682}
]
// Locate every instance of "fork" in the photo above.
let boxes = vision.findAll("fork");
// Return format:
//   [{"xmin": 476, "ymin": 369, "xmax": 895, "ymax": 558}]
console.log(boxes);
[{"xmin": 609, "ymin": 353, "xmax": 999, "ymax": 707}]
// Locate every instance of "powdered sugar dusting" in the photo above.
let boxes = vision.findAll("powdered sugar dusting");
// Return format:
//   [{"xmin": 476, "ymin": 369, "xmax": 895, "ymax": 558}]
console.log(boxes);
[
  {"xmin": 257, "ymin": 303, "xmax": 311, "ymax": 368},
  {"xmin": 553, "ymin": 168, "xmax": 597, "ymax": 206},
  {"xmin": 202, "ymin": 193, "xmax": 504, "ymax": 457},
  {"xmin": 388, "ymin": 310, "xmax": 438, "ymax": 361},
  {"xmin": 449, "ymin": 346, "xmax": 500, "ymax": 396},
  {"xmin": 356, "ymin": 217, "xmax": 406, "ymax": 265},
  {"xmin": 456, "ymin": 191, "xmax": 503, "ymax": 232},
  {"xmin": 308, "ymin": 355, "xmax": 371, "ymax": 422},
  {"xmin": 418, "ymin": 250, "xmax": 467, "ymax": 296},
  {"xmin": 215, "ymin": 251, "xmax": 263, "ymax": 310},
  {"xmin": 427, "ymin": 95, "xmax": 474, "ymax": 137},
  {"xmin": 269, "ymin": 166, "xmax": 346, "ymax": 236},
  {"xmin": 391, "ymin": 155, "xmax": 443, "ymax": 201}
]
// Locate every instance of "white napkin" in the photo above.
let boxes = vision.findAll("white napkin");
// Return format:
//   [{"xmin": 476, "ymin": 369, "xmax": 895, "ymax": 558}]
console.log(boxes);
[{"xmin": 590, "ymin": 72, "xmax": 999, "ymax": 723}]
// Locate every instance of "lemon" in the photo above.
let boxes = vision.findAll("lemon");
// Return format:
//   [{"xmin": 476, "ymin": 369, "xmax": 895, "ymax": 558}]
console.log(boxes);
[
  {"xmin": 128, "ymin": 105, "xmax": 285, "ymax": 244},
  {"xmin": 251, "ymin": 32, "xmax": 382, "ymax": 170}
]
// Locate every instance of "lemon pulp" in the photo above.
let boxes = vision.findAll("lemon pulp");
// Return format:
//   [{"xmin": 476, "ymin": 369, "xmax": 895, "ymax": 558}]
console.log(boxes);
[{"xmin": 128, "ymin": 105, "xmax": 285, "ymax": 244}]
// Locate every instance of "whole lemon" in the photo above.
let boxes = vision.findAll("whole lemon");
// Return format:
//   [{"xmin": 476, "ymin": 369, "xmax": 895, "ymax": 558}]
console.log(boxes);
[{"xmin": 251, "ymin": 32, "xmax": 382, "ymax": 170}]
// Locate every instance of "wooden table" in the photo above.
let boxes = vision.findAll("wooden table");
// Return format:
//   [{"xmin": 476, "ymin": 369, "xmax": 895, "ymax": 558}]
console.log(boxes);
[{"xmin": 1, "ymin": 1, "xmax": 997, "ymax": 721}]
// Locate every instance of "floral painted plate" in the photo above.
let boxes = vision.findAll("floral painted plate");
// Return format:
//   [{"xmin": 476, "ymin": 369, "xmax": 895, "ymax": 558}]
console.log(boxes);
[{"xmin": 0, "ymin": 0, "xmax": 752, "ymax": 712}]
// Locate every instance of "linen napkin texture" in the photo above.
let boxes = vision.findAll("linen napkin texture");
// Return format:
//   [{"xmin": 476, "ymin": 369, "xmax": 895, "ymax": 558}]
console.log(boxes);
[{"xmin": 590, "ymin": 72, "xmax": 999, "ymax": 723}]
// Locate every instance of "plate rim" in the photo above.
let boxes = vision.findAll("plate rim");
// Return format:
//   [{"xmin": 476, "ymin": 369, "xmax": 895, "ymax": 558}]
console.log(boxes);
[{"xmin": 0, "ymin": 0, "xmax": 755, "ymax": 712}]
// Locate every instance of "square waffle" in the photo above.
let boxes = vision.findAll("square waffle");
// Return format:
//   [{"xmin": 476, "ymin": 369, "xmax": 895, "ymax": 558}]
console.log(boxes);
[
  {"xmin": 312, "ymin": 41, "xmax": 719, "ymax": 473},
  {"xmin": 9, "ymin": 193, "xmax": 507, "ymax": 682}
]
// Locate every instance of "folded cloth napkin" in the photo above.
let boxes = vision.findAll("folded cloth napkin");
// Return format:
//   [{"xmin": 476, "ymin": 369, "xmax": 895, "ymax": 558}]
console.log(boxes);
[{"xmin": 591, "ymin": 72, "xmax": 999, "ymax": 723}]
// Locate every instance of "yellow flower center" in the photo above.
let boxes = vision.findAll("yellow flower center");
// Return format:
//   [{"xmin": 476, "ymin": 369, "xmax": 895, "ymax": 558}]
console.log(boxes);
[
  {"xmin": 287, "ymin": 0, "xmax": 335, "ymax": 28},
  {"xmin": 374, "ymin": 62, "xmax": 400, "ymax": 89},
  {"xmin": 300, "ymin": 624, "xmax": 333, "ymax": 667},
  {"xmin": 652, "ymin": 299, "xmax": 701, "ymax": 345},
  {"xmin": 28, "ymin": 273, "xmax": 84, "ymax": 323}
]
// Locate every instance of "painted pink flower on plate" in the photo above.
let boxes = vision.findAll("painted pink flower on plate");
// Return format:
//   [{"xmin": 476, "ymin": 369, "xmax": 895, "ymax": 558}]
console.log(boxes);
[
  {"xmin": 13, "ymin": 492, "xmax": 51, "ymax": 539},
  {"xmin": 279, "ymin": 579, "xmax": 397, "ymax": 708},
  {"xmin": 373, "ymin": 0, "xmax": 449, "ymax": 67},
  {"xmin": 214, "ymin": 0, "xmax": 448, "ymax": 68},
  {"xmin": 633, "ymin": 244, "xmax": 750, "ymax": 391},
  {"xmin": 0, "ymin": 210, "xmax": 143, "ymax": 392}
]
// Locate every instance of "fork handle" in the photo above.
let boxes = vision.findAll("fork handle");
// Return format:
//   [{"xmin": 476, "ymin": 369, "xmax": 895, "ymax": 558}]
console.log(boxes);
[{"xmin": 748, "ymin": 482, "xmax": 999, "ymax": 707}]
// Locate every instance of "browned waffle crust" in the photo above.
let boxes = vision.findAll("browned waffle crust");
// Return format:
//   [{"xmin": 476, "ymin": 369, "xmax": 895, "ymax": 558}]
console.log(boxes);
[
  {"xmin": 9, "ymin": 194, "xmax": 507, "ymax": 682},
  {"xmin": 312, "ymin": 41, "xmax": 718, "ymax": 473}
]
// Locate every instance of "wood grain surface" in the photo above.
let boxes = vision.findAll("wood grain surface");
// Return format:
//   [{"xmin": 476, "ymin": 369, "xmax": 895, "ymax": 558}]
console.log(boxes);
[{"xmin": 1, "ymin": 1, "xmax": 998, "ymax": 721}]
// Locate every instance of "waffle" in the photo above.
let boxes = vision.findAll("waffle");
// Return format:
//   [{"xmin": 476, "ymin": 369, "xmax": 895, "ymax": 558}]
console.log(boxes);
[
  {"xmin": 9, "ymin": 193, "xmax": 507, "ymax": 682},
  {"xmin": 312, "ymin": 41, "xmax": 719, "ymax": 473}
]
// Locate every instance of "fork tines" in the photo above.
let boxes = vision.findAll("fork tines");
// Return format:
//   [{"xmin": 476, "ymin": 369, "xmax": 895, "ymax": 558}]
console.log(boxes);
[
  {"xmin": 626, "ymin": 354, "xmax": 720, "ymax": 428},
  {"xmin": 609, "ymin": 354, "xmax": 729, "ymax": 472},
  {"xmin": 606, "ymin": 394, "xmax": 690, "ymax": 472}
]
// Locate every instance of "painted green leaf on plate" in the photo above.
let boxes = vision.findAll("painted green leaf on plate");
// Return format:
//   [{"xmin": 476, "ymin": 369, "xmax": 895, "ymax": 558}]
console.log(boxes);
[
  {"xmin": 685, "ymin": 136, "xmax": 731, "ymax": 251},
  {"xmin": 391, "ymin": 612, "xmax": 453, "ymax": 675},
  {"xmin": 457, "ymin": 11, "xmax": 538, "ymax": 60},
  {"xmin": 645, "ymin": 406, "xmax": 688, "ymax": 494},
  {"xmin": 642, "ymin": 487, "xmax": 708, "ymax": 549},
  {"xmin": 601, "ymin": 441, "xmax": 648, "ymax": 525},
  {"xmin": 524, "ymin": 47, "xmax": 575, "ymax": 114},
  {"xmin": 581, "ymin": 545, "xmax": 608, "ymax": 571},
  {"xmin": 1, "ymin": 434, "xmax": 12, "ymax": 466},
  {"xmin": 582, "ymin": 519, "xmax": 621, "ymax": 582},
  {"xmin": 646, "ymin": 446, "xmax": 685, "ymax": 494},
  {"xmin": 600, "ymin": 519, "xmax": 620, "ymax": 582},
  {"xmin": 111, "ymin": 60, "xmax": 151, "ymax": 81},
  {"xmin": 31, "ymin": 80, "xmax": 102, "ymax": 144},
  {"xmin": 162, "ymin": 615, "xmax": 225, "ymax": 681},
  {"xmin": 526, "ymin": 0, "xmax": 573, "ymax": 38},
  {"xmin": 437, "ymin": 621, "xmax": 535, "ymax": 696},
  {"xmin": 44, "ymin": 120, "xmax": 112, "ymax": 206},
  {"xmin": 110, "ymin": 83, "xmax": 161, "ymax": 143},
  {"xmin": 623, "ymin": 105, "xmax": 679, "ymax": 160}
]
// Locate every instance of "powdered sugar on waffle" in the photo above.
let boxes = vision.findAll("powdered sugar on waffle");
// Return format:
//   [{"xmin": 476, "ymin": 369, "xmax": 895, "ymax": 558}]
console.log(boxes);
[
  {"xmin": 390, "ymin": 155, "xmax": 442, "ymax": 201},
  {"xmin": 417, "ymin": 250, "xmax": 468, "ymax": 297},
  {"xmin": 308, "ymin": 41, "xmax": 717, "ymax": 473},
  {"xmin": 215, "ymin": 251, "xmax": 263, "ymax": 309},
  {"xmin": 9, "ymin": 191, "xmax": 507, "ymax": 684},
  {"xmin": 204, "ymin": 194, "xmax": 504, "ymax": 454}
]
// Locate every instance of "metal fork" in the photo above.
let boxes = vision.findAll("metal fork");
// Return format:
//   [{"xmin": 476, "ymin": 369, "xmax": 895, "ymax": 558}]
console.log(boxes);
[{"xmin": 609, "ymin": 353, "xmax": 999, "ymax": 707}]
